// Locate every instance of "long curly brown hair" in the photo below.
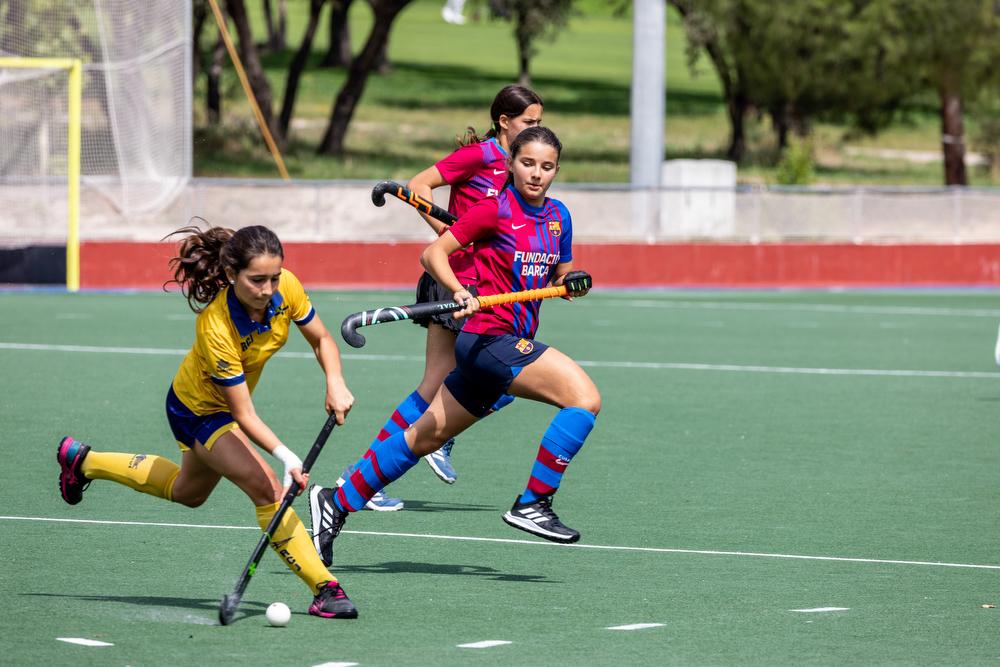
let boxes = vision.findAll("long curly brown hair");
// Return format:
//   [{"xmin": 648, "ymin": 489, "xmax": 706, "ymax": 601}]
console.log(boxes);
[{"xmin": 164, "ymin": 221, "xmax": 284, "ymax": 313}]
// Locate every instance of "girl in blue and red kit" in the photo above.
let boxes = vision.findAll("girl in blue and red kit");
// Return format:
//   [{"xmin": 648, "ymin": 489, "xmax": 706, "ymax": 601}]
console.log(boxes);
[{"xmin": 309, "ymin": 126, "xmax": 599, "ymax": 570}]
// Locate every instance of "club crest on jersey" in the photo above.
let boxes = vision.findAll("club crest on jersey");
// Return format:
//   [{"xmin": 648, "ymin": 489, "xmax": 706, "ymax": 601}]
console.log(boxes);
[
  {"xmin": 515, "ymin": 338, "xmax": 534, "ymax": 354},
  {"xmin": 547, "ymin": 220, "xmax": 561, "ymax": 236}
]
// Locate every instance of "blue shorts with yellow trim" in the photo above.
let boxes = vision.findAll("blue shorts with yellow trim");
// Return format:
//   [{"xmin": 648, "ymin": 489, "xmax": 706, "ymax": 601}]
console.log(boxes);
[
  {"xmin": 165, "ymin": 385, "xmax": 238, "ymax": 451},
  {"xmin": 444, "ymin": 332, "xmax": 548, "ymax": 418}
]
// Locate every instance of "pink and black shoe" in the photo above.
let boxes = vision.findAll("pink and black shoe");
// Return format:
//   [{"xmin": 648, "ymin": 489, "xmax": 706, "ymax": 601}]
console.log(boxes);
[
  {"xmin": 308, "ymin": 581, "xmax": 358, "ymax": 619},
  {"xmin": 57, "ymin": 436, "xmax": 91, "ymax": 505}
]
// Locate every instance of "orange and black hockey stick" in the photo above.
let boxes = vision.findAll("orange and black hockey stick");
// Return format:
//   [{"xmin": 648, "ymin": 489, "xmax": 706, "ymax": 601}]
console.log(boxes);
[
  {"xmin": 340, "ymin": 272, "xmax": 593, "ymax": 348},
  {"xmin": 371, "ymin": 180, "xmax": 457, "ymax": 225}
]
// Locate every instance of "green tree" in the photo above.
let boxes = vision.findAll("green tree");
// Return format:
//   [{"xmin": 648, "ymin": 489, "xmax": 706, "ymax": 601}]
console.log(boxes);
[
  {"xmin": 887, "ymin": 0, "xmax": 1000, "ymax": 185},
  {"xmin": 670, "ymin": 0, "xmax": 915, "ymax": 161},
  {"xmin": 493, "ymin": 0, "xmax": 574, "ymax": 86}
]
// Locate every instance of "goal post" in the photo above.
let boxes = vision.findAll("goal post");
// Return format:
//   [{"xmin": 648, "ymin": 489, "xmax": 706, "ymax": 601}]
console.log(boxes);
[{"xmin": 0, "ymin": 57, "xmax": 82, "ymax": 291}]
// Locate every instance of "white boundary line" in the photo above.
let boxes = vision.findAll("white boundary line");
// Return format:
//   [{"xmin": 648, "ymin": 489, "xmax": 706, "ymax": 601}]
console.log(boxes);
[
  {"xmin": 4, "ymin": 515, "xmax": 999, "ymax": 571},
  {"xmin": 1, "ymin": 342, "xmax": 996, "ymax": 379},
  {"xmin": 590, "ymin": 299, "xmax": 1000, "ymax": 318}
]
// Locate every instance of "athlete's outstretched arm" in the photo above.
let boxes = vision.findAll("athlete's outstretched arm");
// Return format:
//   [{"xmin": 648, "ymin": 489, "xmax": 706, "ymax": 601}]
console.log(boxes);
[
  {"xmin": 221, "ymin": 382, "xmax": 307, "ymax": 493},
  {"xmin": 408, "ymin": 166, "xmax": 450, "ymax": 235},
  {"xmin": 420, "ymin": 231, "xmax": 479, "ymax": 319},
  {"xmin": 298, "ymin": 314, "xmax": 354, "ymax": 424}
]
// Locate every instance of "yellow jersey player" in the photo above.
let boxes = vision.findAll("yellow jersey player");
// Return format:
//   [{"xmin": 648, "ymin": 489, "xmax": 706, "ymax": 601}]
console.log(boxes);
[{"xmin": 57, "ymin": 224, "xmax": 359, "ymax": 619}]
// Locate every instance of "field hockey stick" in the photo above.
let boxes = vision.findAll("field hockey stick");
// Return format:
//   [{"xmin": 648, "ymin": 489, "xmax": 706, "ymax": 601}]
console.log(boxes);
[
  {"xmin": 218, "ymin": 412, "xmax": 338, "ymax": 626},
  {"xmin": 371, "ymin": 180, "xmax": 458, "ymax": 225},
  {"xmin": 340, "ymin": 271, "xmax": 593, "ymax": 348}
]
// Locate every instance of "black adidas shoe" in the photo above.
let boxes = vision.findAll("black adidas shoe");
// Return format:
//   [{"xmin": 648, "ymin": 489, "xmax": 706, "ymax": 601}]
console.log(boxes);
[
  {"xmin": 502, "ymin": 495, "xmax": 580, "ymax": 543},
  {"xmin": 309, "ymin": 485, "xmax": 348, "ymax": 567}
]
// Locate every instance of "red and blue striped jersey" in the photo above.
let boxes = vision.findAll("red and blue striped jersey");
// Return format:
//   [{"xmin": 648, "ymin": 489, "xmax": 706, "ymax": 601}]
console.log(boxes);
[
  {"xmin": 449, "ymin": 186, "xmax": 573, "ymax": 339},
  {"xmin": 435, "ymin": 138, "xmax": 509, "ymax": 283}
]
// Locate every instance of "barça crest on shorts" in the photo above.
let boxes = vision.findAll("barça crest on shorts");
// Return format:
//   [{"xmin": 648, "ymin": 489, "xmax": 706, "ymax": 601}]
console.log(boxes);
[
  {"xmin": 515, "ymin": 338, "xmax": 534, "ymax": 354},
  {"xmin": 547, "ymin": 220, "xmax": 561, "ymax": 236}
]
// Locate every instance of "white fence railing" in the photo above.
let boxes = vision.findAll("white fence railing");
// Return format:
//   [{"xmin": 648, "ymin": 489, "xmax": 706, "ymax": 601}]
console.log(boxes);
[{"xmin": 3, "ymin": 179, "xmax": 1000, "ymax": 245}]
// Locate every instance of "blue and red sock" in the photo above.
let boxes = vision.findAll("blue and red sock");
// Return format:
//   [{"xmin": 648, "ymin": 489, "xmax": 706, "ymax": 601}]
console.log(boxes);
[
  {"xmin": 373, "ymin": 390, "xmax": 429, "ymax": 444},
  {"xmin": 520, "ymin": 407, "xmax": 596, "ymax": 504},
  {"xmin": 334, "ymin": 431, "xmax": 419, "ymax": 512}
]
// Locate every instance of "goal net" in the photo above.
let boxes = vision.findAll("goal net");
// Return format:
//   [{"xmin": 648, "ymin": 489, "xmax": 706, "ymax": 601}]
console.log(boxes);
[{"xmin": 0, "ymin": 1, "xmax": 191, "ymax": 287}]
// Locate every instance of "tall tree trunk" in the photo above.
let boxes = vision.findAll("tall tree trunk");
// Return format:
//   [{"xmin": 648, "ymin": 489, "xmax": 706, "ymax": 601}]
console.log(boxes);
[
  {"xmin": 318, "ymin": 0, "xmax": 411, "ymax": 155},
  {"xmin": 225, "ymin": 0, "xmax": 277, "ymax": 137},
  {"xmin": 321, "ymin": 0, "xmax": 354, "ymax": 67},
  {"xmin": 261, "ymin": 0, "xmax": 288, "ymax": 51},
  {"xmin": 207, "ymin": 35, "xmax": 226, "ymax": 124},
  {"xmin": 771, "ymin": 103, "xmax": 790, "ymax": 150},
  {"xmin": 262, "ymin": 0, "xmax": 277, "ymax": 50},
  {"xmin": 725, "ymin": 91, "xmax": 748, "ymax": 162},
  {"xmin": 939, "ymin": 75, "xmax": 967, "ymax": 186},
  {"xmin": 514, "ymin": 8, "xmax": 531, "ymax": 86},
  {"xmin": 277, "ymin": 0, "xmax": 288, "ymax": 50},
  {"xmin": 669, "ymin": 0, "xmax": 746, "ymax": 163},
  {"xmin": 193, "ymin": 1, "xmax": 208, "ymax": 81},
  {"xmin": 279, "ymin": 0, "xmax": 326, "ymax": 138}
]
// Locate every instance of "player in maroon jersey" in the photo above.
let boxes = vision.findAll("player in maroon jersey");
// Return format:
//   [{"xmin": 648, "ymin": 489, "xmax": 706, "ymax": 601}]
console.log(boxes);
[
  {"xmin": 309, "ymin": 127, "xmax": 598, "ymax": 570},
  {"xmin": 362, "ymin": 85, "xmax": 544, "ymax": 494}
]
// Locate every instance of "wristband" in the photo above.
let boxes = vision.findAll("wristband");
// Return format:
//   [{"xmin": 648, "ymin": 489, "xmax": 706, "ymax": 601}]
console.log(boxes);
[{"xmin": 271, "ymin": 444, "xmax": 303, "ymax": 488}]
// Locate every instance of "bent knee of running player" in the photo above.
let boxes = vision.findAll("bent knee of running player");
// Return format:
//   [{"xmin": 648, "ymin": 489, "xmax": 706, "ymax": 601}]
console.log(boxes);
[
  {"xmin": 509, "ymin": 347, "xmax": 602, "ymax": 415},
  {"xmin": 406, "ymin": 385, "xmax": 478, "ymax": 457}
]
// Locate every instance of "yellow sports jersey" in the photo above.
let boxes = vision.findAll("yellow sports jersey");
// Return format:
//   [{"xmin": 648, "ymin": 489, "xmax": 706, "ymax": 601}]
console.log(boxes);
[{"xmin": 171, "ymin": 268, "xmax": 315, "ymax": 415}]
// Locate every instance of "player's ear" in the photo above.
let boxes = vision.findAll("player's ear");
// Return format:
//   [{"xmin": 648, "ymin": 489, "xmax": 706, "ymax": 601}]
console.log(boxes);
[{"xmin": 498, "ymin": 113, "xmax": 510, "ymax": 133}]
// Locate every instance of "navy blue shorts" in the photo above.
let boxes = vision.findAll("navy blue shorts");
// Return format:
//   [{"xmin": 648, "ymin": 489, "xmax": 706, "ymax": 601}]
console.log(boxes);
[
  {"xmin": 165, "ymin": 385, "xmax": 238, "ymax": 451},
  {"xmin": 444, "ymin": 332, "xmax": 549, "ymax": 417}
]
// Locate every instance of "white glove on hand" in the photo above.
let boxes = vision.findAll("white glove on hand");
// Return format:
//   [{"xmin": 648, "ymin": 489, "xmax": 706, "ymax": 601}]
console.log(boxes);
[{"xmin": 271, "ymin": 444, "xmax": 303, "ymax": 489}]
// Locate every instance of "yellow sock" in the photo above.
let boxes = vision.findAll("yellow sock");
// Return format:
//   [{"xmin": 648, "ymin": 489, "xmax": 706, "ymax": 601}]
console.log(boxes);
[
  {"xmin": 255, "ymin": 503, "xmax": 336, "ymax": 594},
  {"xmin": 81, "ymin": 452, "xmax": 180, "ymax": 501}
]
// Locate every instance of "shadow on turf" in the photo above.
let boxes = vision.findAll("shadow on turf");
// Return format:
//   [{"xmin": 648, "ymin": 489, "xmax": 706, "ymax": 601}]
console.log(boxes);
[
  {"xmin": 395, "ymin": 499, "xmax": 498, "ymax": 513},
  {"xmin": 24, "ymin": 592, "xmax": 266, "ymax": 617},
  {"xmin": 334, "ymin": 561, "xmax": 559, "ymax": 584}
]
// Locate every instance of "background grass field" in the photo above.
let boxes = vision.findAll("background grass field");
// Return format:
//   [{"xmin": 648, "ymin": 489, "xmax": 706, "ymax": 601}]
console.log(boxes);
[
  {"xmin": 195, "ymin": 0, "xmax": 1000, "ymax": 186},
  {"xmin": 3, "ymin": 287, "xmax": 1000, "ymax": 664}
]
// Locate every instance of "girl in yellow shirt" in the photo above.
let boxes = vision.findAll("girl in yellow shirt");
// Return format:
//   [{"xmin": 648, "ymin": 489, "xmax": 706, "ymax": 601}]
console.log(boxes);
[{"xmin": 57, "ymin": 224, "xmax": 358, "ymax": 620}]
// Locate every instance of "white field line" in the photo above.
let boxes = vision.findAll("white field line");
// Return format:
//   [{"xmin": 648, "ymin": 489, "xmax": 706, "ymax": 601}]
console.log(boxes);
[
  {"xmin": 4, "ymin": 515, "xmax": 999, "ymax": 572},
  {"xmin": 791, "ymin": 607, "xmax": 850, "ymax": 613},
  {"xmin": 56, "ymin": 638, "xmax": 114, "ymax": 647},
  {"xmin": 457, "ymin": 641, "xmax": 512, "ymax": 649},
  {"xmin": 607, "ymin": 623, "xmax": 665, "ymax": 631},
  {"xmin": 1, "ymin": 342, "xmax": 996, "ymax": 379},
  {"xmin": 591, "ymin": 299, "xmax": 1000, "ymax": 318}
]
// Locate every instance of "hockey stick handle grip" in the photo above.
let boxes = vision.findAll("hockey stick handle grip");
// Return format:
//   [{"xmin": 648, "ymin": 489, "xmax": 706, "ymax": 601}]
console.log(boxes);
[
  {"xmin": 340, "ymin": 284, "xmax": 571, "ymax": 348},
  {"xmin": 371, "ymin": 180, "xmax": 457, "ymax": 225}
]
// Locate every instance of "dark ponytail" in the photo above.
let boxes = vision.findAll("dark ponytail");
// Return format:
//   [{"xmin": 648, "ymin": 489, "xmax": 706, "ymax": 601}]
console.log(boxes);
[
  {"xmin": 460, "ymin": 84, "xmax": 543, "ymax": 146},
  {"xmin": 164, "ymin": 221, "xmax": 284, "ymax": 313}
]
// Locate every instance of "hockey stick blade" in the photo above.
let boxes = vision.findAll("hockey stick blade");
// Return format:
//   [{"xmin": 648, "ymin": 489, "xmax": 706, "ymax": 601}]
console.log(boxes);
[{"xmin": 369, "ymin": 180, "xmax": 457, "ymax": 225}]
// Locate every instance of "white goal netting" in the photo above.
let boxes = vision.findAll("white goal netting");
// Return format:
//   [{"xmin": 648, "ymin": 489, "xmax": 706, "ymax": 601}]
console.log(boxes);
[{"xmin": 0, "ymin": 0, "xmax": 191, "ymax": 246}]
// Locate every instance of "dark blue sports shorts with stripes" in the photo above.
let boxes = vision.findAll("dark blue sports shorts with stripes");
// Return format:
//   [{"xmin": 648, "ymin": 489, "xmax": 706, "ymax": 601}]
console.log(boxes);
[
  {"xmin": 165, "ymin": 385, "xmax": 237, "ymax": 452},
  {"xmin": 443, "ymin": 331, "xmax": 548, "ymax": 418}
]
